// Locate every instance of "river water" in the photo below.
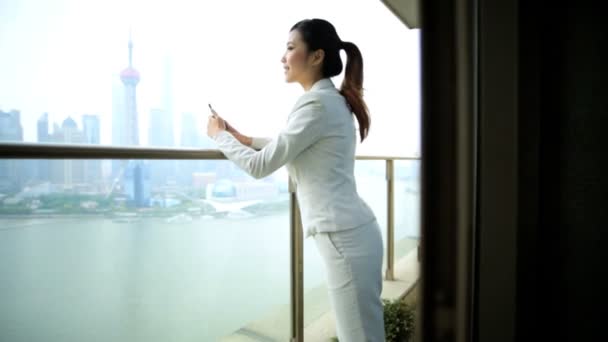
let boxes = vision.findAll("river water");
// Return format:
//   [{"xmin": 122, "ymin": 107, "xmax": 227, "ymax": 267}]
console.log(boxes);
[{"xmin": 0, "ymin": 178, "xmax": 419, "ymax": 342}]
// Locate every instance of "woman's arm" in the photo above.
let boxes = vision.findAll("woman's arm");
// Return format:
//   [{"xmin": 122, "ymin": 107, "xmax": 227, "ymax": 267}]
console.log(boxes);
[
  {"xmin": 212, "ymin": 95, "xmax": 323, "ymax": 179},
  {"xmin": 229, "ymin": 130, "xmax": 252, "ymax": 147},
  {"xmin": 250, "ymin": 137, "xmax": 272, "ymax": 150},
  {"xmin": 224, "ymin": 121, "xmax": 271, "ymax": 150}
]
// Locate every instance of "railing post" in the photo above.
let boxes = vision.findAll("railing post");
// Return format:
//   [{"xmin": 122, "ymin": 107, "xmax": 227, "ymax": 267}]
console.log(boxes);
[
  {"xmin": 385, "ymin": 159, "xmax": 395, "ymax": 281},
  {"xmin": 289, "ymin": 177, "xmax": 304, "ymax": 342}
]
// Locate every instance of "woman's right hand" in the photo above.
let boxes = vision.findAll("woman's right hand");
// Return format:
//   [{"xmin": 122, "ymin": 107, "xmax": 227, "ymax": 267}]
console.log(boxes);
[
  {"xmin": 211, "ymin": 114, "xmax": 252, "ymax": 147},
  {"xmin": 210, "ymin": 112, "xmax": 238, "ymax": 134}
]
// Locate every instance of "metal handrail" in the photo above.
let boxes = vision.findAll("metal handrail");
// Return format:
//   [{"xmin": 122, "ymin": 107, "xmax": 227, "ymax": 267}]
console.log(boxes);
[
  {"xmin": 0, "ymin": 142, "xmax": 226, "ymax": 160},
  {"xmin": 0, "ymin": 142, "xmax": 419, "ymax": 161}
]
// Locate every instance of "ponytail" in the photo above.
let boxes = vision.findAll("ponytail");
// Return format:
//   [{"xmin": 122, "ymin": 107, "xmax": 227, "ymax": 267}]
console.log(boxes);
[{"xmin": 340, "ymin": 41, "xmax": 370, "ymax": 142}]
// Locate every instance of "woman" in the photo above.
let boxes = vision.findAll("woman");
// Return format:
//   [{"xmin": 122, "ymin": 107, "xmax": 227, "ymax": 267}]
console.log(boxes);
[{"xmin": 207, "ymin": 18, "xmax": 385, "ymax": 342}]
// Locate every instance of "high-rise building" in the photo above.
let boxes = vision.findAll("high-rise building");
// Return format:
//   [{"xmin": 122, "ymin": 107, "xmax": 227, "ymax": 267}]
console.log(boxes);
[
  {"xmin": 0, "ymin": 110, "xmax": 24, "ymax": 192},
  {"xmin": 82, "ymin": 115, "xmax": 101, "ymax": 186},
  {"xmin": 0, "ymin": 110, "xmax": 23, "ymax": 141},
  {"xmin": 145, "ymin": 54, "xmax": 178, "ymax": 187},
  {"xmin": 49, "ymin": 117, "xmax": 86, "ymax": 187},
  {"xmin": 55, "ymin": 117, "xmax": 85, "ymax": 143},
  {"xmin": 37, "ymin": 113, "xmax": 50, "ymax": 143},
  {"xmin": 36, "ymin": 113, "xmax": 51, "ymax": 182},
  {"xmin": 177, "ymin": 112, "xmax": 205, "ymax": 185},
  {"xmin": 124, "ymin": 160, "xmax": 151, "ymax": 207},
  {"xmin": 82, "ymin": 115, "xmax": 100, "ymax": 144},
  {"xmin": 148, "ymin": 108, "xmax": 175, "ymax": 186}
]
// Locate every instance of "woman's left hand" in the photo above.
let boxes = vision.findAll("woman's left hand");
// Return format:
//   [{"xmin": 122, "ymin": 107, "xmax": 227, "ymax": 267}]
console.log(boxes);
[{"xmin": 207, "ymin": 114, "xmax": 227, "ymax": 138}]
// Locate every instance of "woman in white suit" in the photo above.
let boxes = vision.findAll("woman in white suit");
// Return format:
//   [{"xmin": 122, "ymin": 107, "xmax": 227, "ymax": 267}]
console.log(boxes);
[{"xmin": 207, "ymin": 18, "xmax": 385, "ymax": 342}]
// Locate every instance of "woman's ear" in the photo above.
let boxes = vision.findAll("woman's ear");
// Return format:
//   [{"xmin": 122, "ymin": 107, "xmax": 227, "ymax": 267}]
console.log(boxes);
[{"xmin": 310, "ymin": 49, "xmax": 325, "ymax": 66}]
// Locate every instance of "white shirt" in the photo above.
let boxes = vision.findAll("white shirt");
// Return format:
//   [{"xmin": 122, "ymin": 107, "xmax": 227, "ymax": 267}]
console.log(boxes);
[{"xmin": 213, "ymin": 78, "xmax": 376, "ymax": 237}]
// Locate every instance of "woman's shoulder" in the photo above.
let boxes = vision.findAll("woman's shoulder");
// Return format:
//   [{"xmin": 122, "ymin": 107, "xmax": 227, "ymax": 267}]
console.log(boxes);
[
  {"xmin": 293, "ymin": 85, "xmax": 341, "ymax": 108},
  {"xmin": 296, "ymin": 89, "xmax": 324, "ymax": 103},
  {"xmin": 291, "ymin": 91, "xmax": 325, "ymax": 114}
]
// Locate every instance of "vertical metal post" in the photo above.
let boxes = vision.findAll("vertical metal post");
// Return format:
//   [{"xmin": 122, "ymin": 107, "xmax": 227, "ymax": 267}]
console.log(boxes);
[
  {"xmin": 289, "ymin": 178, "xmax": 304, "ymax": 342},
  {"xmin": 385, "ymin": 159, "xmax": 396, "ymax": 281}
]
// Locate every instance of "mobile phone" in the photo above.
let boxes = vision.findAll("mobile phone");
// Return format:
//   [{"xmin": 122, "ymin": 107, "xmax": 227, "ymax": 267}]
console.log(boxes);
[{"xmin": 208, "ymin": 103, "xmax": 217, "ymax": 117}]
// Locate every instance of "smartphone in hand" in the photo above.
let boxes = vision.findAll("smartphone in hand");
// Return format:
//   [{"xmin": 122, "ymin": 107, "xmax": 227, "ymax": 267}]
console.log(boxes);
[{"xmin": 208, "ymin": 103, "xmax": 218, "ymax": 117}]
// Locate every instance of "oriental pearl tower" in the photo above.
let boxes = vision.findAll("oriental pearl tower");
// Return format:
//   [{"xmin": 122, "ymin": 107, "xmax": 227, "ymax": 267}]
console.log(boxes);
[
  {"xmin": 109, "ymin": 34, "xmax": 149, "ymax": 208},
  {"xmin": 120, "ymin": 37, "xmax": 140, "ymax": 146}
]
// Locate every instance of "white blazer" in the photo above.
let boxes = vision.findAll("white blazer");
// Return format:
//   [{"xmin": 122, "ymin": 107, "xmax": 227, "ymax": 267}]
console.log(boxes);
[{"xmin": 213, "ymin": 78, "xmax": 376, "ymax": 237}]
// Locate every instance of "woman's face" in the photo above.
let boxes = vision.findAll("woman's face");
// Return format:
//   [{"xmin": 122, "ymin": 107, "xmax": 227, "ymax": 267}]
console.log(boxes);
[{"xmin": 281, "ymin": 30, "xmax": 314, "ymax": 84}]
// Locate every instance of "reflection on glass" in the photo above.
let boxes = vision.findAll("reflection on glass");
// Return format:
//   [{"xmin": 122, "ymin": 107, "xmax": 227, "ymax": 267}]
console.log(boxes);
[{"xmin": 0, "ymin": 159, "xmax": 290, "ymax": 342}]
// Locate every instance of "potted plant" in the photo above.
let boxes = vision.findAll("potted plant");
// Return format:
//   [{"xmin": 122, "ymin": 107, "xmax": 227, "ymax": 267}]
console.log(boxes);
[{"xmin": 331, "ymin": 298, "xmax": 416, "ymax": 342}]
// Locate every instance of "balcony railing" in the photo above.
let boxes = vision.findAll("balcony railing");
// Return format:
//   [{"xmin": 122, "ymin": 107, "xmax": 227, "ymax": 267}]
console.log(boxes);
[{"xmin": 0, "ymin": 142, "xmax": 419, "ymax": 342}]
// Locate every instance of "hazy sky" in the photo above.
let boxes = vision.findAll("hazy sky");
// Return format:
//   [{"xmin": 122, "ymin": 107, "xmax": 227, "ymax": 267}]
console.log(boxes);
[{"xmin": 0, "ymin": 0, "xmax": 420, "ymax": 157}]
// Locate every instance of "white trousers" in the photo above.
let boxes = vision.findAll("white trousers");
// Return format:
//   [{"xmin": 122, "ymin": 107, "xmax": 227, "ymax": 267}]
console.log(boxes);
[{"xmin": 313, "ymin": 220, "xmax": 385, "ymax": 342}]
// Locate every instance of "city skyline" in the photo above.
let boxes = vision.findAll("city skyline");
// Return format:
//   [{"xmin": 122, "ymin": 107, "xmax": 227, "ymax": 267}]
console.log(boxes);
[
  {"xmin": 1, "ymin": 34, "xmax": 231, "ymax": 150},
  {"xmin": 0, "ymin": 0, "xmax": 421, "ymax": 157}
]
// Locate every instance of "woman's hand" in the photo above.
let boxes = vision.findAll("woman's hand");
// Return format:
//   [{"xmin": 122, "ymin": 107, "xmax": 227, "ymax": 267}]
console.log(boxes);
[
  {"xmin": 207, "ymin": 111, "xmax": 252, "ymax": 146},
  {"xmin": 207, "ymin": 114, "xmax": 226, "ymax": 138}
]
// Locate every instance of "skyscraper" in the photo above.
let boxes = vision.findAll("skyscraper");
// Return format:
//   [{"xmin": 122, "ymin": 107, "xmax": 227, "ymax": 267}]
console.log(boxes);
[
  {"xmin": 124, "ymin": 160, "xmax": 151, "ymax": 207},
  {"xmin": 145, "ymin": 53, "xmax": 177, "ymax": 187},
  {"xmin": 36, "ymin": 113, "xmax": 51, "ymax": 182},
  {"xmin": 0, "ymin": 110, "xmax": 23, "ymax": 142},
  {"xmin": 49, "ymin": 117, "xmax": 86, "ymax": 187},
  {"xmin": 148, "ymin": 108, "xmax": 175, "ymax": 186},
  {"xmin": 82, "ymin": 115, "xmax": 100, "ymax": 144},
  {"xmin": 37, "ymin": 113, "xmax": 50, "ymax": 143},
  {"xmin": 56, "ymin": 117, "xmax": 84, "ymax": 143},
  {"xmin": 177, "ymin": 112, "xmax": 205, "ymax": 185},
  {"xmin": 82, "ymin": 115, "xmax": 101, "ymax": 186}
]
